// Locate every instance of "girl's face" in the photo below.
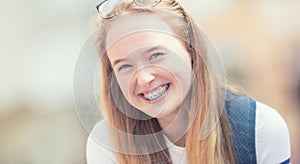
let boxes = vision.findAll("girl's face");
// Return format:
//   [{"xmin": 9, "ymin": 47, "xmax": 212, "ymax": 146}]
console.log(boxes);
[{"xmin": 106, "ymin": 13, "xmax": 192, "ymax": 120}]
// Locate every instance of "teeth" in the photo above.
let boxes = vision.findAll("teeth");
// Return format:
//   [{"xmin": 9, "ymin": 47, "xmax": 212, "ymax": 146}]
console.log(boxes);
[{"xmin": 144, "ymin": 84, "xmax": 169, "ymax": 101}]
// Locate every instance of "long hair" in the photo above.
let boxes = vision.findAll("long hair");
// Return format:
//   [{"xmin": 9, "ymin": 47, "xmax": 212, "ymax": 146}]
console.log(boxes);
[{"xmin": 97, "ymin": 0, "xmax": 235, "ymax": 163}]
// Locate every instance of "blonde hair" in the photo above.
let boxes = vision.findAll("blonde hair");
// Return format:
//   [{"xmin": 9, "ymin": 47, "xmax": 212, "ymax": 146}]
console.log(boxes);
[{"xmin": 97, "ymin": 0, "xmax": 235, "ymax": 163}]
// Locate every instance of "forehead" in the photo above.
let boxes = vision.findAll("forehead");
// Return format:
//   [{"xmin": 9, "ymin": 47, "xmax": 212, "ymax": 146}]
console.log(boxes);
[{"xmin": 106, "ymin": 13, "xmax": 184, "ymax": 59}]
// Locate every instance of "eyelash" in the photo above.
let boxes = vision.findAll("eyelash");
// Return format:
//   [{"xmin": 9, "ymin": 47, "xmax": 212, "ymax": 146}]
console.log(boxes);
[
  {"xmin": 118, "ymin": 64, "xmax": 132, "ymax": 71},
  {"xmin": 149, "ymin": 52, "xmax": 163, "ymax": 60}
]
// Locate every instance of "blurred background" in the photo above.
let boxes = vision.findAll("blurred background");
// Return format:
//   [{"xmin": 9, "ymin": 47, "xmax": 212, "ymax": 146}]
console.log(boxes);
[{"xmin": 0, "ymin": 0, "xmax": 299, "ymax": 163}]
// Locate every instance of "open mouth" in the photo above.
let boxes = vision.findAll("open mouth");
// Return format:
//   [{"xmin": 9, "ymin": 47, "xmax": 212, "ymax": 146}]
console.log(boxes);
[{"xmin": 139, "ymin": 83, "xmax": 170, "ymax": 101}]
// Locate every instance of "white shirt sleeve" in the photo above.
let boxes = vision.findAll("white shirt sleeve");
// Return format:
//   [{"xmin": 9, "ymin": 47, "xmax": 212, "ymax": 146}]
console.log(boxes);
[
  {"xmin": 255, "ymin": 102, "xmax": 291, "ymax": 164},
  {"xmin": 86, "ymin": 120, "xmax": 118, "ymax": 164}
]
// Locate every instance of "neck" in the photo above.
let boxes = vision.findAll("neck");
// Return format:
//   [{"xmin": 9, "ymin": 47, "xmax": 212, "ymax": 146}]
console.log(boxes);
[{"xmin": 157, "ymin": 106, "xmax": 189, "ymax": 147}]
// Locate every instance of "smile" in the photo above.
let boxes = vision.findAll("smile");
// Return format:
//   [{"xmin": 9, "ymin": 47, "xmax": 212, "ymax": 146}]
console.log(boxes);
[{"xmin": 140, "ymin": 83, "xmax": 170, "ymax": 101}]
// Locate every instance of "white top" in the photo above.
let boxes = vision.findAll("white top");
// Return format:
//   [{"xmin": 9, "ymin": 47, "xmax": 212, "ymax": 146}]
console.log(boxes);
[{"xmin": 86, "ymin": 102, "xmax": 291, "ymax": 164}]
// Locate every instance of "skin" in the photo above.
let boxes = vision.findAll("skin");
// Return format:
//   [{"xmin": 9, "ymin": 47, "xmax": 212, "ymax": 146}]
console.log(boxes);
[{"xmin": 106, "ymin": 13, "xmax": 193, "ymax": 142}]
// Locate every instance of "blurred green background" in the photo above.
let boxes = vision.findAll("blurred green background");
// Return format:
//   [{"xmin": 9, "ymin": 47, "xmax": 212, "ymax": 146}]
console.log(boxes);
[{"xmin": 0, "ymin": 0, "xmax": 299, "ymax": 163}]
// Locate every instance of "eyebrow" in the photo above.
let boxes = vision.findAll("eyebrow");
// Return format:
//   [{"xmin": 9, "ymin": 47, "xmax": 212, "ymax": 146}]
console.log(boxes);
[
  {"xmin": 112, "ymin": 58, "xmax": 127, "ymax": 67},
  {"xmin": 112, "ymin": 45, "xmax": 166, "ymax": 67}
]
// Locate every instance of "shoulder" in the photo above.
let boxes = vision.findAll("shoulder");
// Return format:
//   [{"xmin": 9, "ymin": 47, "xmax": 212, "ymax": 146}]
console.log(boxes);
[
  {"xmin": 255, "ymin": 102, "xmax": 291, "ymax": 164},
  {"xmin": 86, "ymin": 120, "xmax": 118, "ymax": 164},
  {"xmin": 225, "ymin": 93, "xmax": 291, "ymax": 163}
]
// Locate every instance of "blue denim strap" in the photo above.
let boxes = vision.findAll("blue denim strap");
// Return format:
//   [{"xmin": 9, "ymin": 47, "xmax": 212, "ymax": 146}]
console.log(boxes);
[{"xmin": 225, "ymin": 92, "xmax": 257, "ymax": 164}]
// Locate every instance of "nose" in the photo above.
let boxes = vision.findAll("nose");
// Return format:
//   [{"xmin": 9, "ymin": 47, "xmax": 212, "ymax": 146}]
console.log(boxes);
[{"xmin": 136, "ymin": 68, "xmax": 155, "ymax": 88}]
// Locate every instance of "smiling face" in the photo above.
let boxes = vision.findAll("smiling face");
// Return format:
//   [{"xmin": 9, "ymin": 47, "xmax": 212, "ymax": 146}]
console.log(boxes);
[{"xmin": 105, "ymin": 13, "xmax": 192, "ymax": 120}]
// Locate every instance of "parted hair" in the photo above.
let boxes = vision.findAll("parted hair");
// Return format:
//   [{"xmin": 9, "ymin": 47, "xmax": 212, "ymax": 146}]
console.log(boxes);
[{"xmin": 97, "ymin": 0, "xmax": 235, "ymax": 163}]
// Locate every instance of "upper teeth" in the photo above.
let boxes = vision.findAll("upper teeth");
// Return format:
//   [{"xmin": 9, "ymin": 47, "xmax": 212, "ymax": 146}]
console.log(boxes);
[{"xmin": 144, "ymin": 84, "xmax": 169, "ymax": 100}]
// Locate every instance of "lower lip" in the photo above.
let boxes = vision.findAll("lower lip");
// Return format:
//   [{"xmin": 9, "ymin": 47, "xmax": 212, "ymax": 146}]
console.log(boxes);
[{"xmin": 142, "ymin": 84, "xmax": 171, "ymax": 104}]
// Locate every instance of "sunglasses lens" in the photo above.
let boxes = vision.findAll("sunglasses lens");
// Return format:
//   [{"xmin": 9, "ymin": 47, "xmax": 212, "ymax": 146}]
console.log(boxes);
[
  {"xmin": 97, "ymin": 0, "xmax": 161, "ymax": 18},
  {"xmin": 134, "ymin": 0, "xmax": 161, "ymax": 7},
  {"xmin": 97, "ymin": 0, "xmax": 121, "ymax": 18}
]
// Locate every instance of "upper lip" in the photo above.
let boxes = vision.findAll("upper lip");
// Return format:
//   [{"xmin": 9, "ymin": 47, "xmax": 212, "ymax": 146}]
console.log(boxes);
[{"xmin": 138, "ymin": 83, "xmax": 169, "ymax": 96}]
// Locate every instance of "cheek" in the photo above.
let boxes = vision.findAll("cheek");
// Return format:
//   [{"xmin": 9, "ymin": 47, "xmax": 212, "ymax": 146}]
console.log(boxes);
[
  {"xmin": 164, "ymin": 59, "xmax": 192, "ymax": 92},
  {"xmin": 172, "ymin": 68, "xmax": 192, "ymax": 92},
  {"xmin": 115, "ymin": 73, "xmax": 140, "ymax": 105},
  {"xmin": 160, "ymin": 56, "xmax": 192, "ymax": 80},
  {"xmin": 115, "ymin": 75, "xmax": 131, "ymax": 99}
]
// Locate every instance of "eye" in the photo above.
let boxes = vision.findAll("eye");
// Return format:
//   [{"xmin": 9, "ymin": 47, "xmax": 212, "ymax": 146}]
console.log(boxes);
[
  {"xmin": 118, "ymin": 64, "xmax": 132, "ymax": 71},
  {"xmin": 149, "ymin": 52, "xmax": 163, "ymax": 60}
]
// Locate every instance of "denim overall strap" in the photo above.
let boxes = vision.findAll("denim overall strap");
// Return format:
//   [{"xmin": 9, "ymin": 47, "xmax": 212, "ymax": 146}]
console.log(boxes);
[{"xmin": 225, "ymin": 92, "xmax": 257, "ymax": 164}]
